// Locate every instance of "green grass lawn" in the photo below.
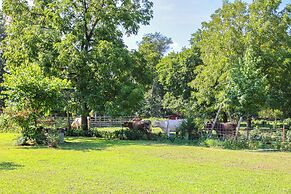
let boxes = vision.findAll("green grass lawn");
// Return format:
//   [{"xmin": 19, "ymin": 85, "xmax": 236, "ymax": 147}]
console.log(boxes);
[{"xmin": 0, "ymin": 133, "xmax": 290, "ymax": 193}]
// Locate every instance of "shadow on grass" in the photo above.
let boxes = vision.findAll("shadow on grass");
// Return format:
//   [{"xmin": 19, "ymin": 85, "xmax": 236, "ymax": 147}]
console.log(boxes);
[
  {"xmin": 18, "ymin": 137, "xmax": 159, "ymax": 152},
  {"xmin": 60, "ymin": 137, "xmax": 172, "ymax": 151},
  {"xmin": 0, "ymin": 162, "xmax": 24, "ymax": 171}
]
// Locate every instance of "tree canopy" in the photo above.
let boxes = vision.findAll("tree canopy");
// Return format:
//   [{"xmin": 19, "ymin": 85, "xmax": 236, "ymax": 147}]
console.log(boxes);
[
  {"xmin": 138, "ymin": 32, "xmax": 172, "ymax": 117},
  {"xmin": 191, "ymin": 0, "xmax": 291, "ymax": 119},
  {"xmin": 3, "ymin": 0, "xmax": 153, "ymax": 130},
  {"xmin": 0, "ymin": 0, "xmax": 290, "ymax": 133},
  {"xmin": 156, "ymin": 46, "xmax": 202, "ymax": 116}
]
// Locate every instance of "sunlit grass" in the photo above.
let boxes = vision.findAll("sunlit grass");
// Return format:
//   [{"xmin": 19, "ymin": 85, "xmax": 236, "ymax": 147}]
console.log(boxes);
[{"xmin": 0, "ymin": 133, "xmax": 290, "ymax": 193}]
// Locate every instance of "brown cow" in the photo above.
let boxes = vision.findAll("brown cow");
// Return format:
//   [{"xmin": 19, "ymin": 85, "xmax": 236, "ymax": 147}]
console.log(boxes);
[
  {"xmin": 205, "ymin": 121, "xmax": 237, "ymax": 139},
  {"xmin": 216, "ymin": 122, "xmax": 237, "ymax": 139},
  {"xmin": 122, "ymin": 119, "xmax": 152, "ymax": 134}
]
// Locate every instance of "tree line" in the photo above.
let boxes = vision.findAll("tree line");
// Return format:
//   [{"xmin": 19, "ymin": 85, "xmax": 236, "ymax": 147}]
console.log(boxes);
[{"xmin": 0, "ymin": 0, "xmax": 290, "ymax": 132}]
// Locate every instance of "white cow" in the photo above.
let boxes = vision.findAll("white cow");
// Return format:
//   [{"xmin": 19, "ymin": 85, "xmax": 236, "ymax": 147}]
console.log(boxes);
[
  {"xmin": 71, "ymin": 117, "xmax": 90, "ymax": 129},
  {"xmin": 153, "ymin": 119, "xmax": 185, "ymax": 137}
]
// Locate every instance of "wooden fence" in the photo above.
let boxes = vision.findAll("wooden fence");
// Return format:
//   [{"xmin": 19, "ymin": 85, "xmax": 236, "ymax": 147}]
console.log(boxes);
[{"xmin": 89, "ymin": 116, "xmax": 133, "ymax": 128}]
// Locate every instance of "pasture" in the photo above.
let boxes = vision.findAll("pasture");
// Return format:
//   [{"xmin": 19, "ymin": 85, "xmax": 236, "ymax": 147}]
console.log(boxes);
[{"xmin": 0, "ymin": 133, "xmax": 290, "ymax": 193}]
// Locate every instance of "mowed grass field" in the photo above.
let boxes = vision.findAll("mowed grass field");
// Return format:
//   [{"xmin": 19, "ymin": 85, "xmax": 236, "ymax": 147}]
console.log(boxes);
[{"xmin": 0, "ymin": 133, "xmax": 290, "ymax": 193}]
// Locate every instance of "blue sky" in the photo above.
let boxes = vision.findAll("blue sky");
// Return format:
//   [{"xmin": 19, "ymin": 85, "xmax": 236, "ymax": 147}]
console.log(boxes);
[{"xmin": 124, "ymin": 0, "xmax": 290, "ymax": 51}]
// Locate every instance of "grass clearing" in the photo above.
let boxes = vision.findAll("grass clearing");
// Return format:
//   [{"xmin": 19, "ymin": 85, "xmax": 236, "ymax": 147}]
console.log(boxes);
[{"xmin": 0, "ymin": 133, "xmax": 290, "ymax": 193}]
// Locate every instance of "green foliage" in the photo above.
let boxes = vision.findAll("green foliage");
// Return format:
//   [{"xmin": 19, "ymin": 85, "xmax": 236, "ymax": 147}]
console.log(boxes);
[
  {"xmin": 3, "ymin": 63, "xmax": 70, "ymax": 114},
  {"xmin": 258, "ymin": 109, "xmax": 284, "ymax": 119},
  {"xmin": 104, "ymin": 84, "xmax": 145, "ymax": 116},
  {"xmin": 3, "ymin": 0, "xmax": 153, "ymax": 130},
  {"xmin": 191, "ymin": 0, "xmax": 290, "ymax": 118},
  {"xmin": 191, "ymin": 1, "xmax": 248, "ymax": 116},
  {"xmin": 138, "ymin": 32, "xmax": 172, "ymax": 117},
  {"xmin": 177, "ymin": 117, "xmax": 200, "ymax": 140},
  {"xmin": 66, "ymin": 127, "xmax": 151, "ymax": 141},
  {"xmin": 46, "ymin": 129, "xmax": 61, "ymax": 148},
  {"xmin": 0, "ymin": 10, "xmax": 6, "ymax": 109},
  {"xmin": 19, "ymin": 126, "xmax": 47, "ymax": 145},
  {"xmin": 227, "ymin": 47, "xmax": 268, "ymax": 116},
  {"xmin": 2, "ymin": 63, "xmax": 70, "ymax": 133},
  {"xmin": 0, "ymin": 113, "xmax": 21, "ymax": 133},
  {"xmin": 202, "ymin": 139, "xmax": 224, "ymax": 148},
  {"xmin": 17, "ymin": 126, "xmax": 62, "ymax": 147},
  {"xmin": 222, "ymin": 139, "xmax": 250, "ymax": 150},
  {"xmin": 157, "ymin": 47, "xmax": 201, "ymax": 115},
  {"xmin": 138, "ymin": 32, "xmax": 173, "ymax": 72}
]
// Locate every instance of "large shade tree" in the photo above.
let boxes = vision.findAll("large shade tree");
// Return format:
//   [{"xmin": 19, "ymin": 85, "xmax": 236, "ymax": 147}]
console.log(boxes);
[
  {"xmin": 156, "ymin": 46, "xmax": 202, "ymax": 116},
  {"xmin": 191, "ymin": 0, "xmax": 291, "ymax": 123},
  {"xmin": 3, "ymin": 0, "xmax": 153, "ymax": 131},
  {"xmin": 137, "ymin": 32, "xmax": 172, "ymax": 116}
]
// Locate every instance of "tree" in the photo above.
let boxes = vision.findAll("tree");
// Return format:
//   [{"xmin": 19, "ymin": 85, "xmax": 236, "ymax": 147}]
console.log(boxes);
[
  {"xmin": 247, "ymin": 0, "xmax": 291, "ymax": 117},
  {"xmin": 191, "ymin": 0, "xmax": 248, "ymax": 120},
  {"xmin": 191, "ymin": 0, "xmax": 290, "ymax": 121},
  {"xmin": 227, "ymin": 47, "xmax": 268, "ymax": 128},
  {"xmin": 0, "ymin": 10, "xmax": 6, "ymax": 110},
  {"xmin": 2, "ymin": 63, "xmax": 70, "ymax": 130},
  {"xmin": 3, "ymin": 0, "xmax": 153, "ymax": 131},
  {"xmin": 156, "ymin": 46, "xmax": 202, "ymax": 116},
  {"xmin": 137, "ymin": 32, "xmax": 172, "ymax": 116}
]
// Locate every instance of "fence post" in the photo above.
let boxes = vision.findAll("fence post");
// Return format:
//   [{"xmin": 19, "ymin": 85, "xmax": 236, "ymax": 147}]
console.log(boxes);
[
  {"xmin": 235, "ymin": 117, "xmax": 243, "ymax": 140},
  {"xmin": 282, "ymin": 124, "xmax": 285, "ymax": 144}
]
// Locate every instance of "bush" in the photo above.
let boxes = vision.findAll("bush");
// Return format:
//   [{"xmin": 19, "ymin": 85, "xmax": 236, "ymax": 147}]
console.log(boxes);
[
  {"xmin": 17, "ymin": 126, "xmax": 62, "ymax": 147},
  {"xmin": 20, "ymin": 126, "xmax": 47, "ymax": 145},
  {"xmin": 46, "ymin": 129, "xmax": 61, "ymax": 148},
  {"xmin": 0, "ymin": 114, "xmax": 21, "ymax": 133},
  {"xmin": 202, "ymin": 139, "xmax": 223, "ymax": 147},
  {"xmin": 222, "ymin": 139, "xmax": 249, "ymax": 150},
  {"xmin": 65, "ymin": 128, "xmax": 152, "ymax": 140},
  {"xmin": 177, "ymin": 118, "xmax": 201, "ymax": 140}
]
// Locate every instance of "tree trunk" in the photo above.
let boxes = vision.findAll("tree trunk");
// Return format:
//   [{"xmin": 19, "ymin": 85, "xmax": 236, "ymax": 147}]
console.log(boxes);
[
  {"xmin": 246, "ymin": 116, "xmax": 252, "ymax": 129},
  {"xmin": 81, "ymin": 103, "xmax": 89, "ymax": 133},
  {"xmin": 246, "ymin": 116, "xmax": 252, "ymax": 140},
  {"xmin": 67, "ymin": 111, "xmax": 71, "ymax": 130},
  {"xmin": 223, "ymin": 112, "xmax": 228, "ymax": 123}
]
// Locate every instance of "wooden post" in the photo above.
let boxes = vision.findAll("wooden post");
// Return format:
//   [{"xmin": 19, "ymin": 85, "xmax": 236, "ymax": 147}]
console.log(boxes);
[
  {"xmin": 165, "ymin": 120, "xmax": 170, "ymax": 138},
  {"xmin": 282, "ymin": 124, "xmax": 285, "ymax": 144},
  {"xmin": 235, "ymin": 116, "xmax": 243, "ymax": 140},
  {"xmin": 209, "ymin": 103, "xmax": 223, "ymax": 138}
]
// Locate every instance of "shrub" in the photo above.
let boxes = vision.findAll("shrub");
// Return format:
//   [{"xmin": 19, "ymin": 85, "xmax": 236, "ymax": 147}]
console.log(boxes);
[
  {"xmin": 65, "ymin": 128, "xmax": 152, "ymax": 140},
  {"xmin": 46, "ymin": 129, "xmax": 61, "ymax": 148},
  {"xmin": 222, "ymin": 139, "xmax": 249, "ymax": 150},
  {"xmin": 177, "ymin": 118, "xmax": 200, "ymax": 140},
  {"xmin": 17, "ymin": 126, "xmax": 62, "ymax": 147},
  {"xmin": 20, "ymin": 126, "xmax": 47, "ymax": 145},
  {"xmin": 0, "ymin": 114, "xmax": 21, "ymax": 133},
  {"xmin": 203, "ymin": 139, "xmax": 223, "ymax": 147}
]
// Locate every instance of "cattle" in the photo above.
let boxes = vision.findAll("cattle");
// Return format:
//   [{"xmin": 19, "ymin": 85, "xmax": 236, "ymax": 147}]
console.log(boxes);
[
  {"xmin": 216, "ymin": 122, "xmax": 237, "ymax": 139},
  {"xmin": 153, "ymin": 119, "xmax": 185, "ymax": 137},
  {"xmin": 205, "ymin": 121, "xmax": 237, "ymax": 139},
  {"xmin": 122, "ymin": 121, "xmax": 133, "ymax": 129},
  {"xmin": 71, "ymin": 117, "xmax": 90, "ymax": 129},
  {"xmin": 122, "ymin": 119, "xmax": 152, "ymax": 136}
]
